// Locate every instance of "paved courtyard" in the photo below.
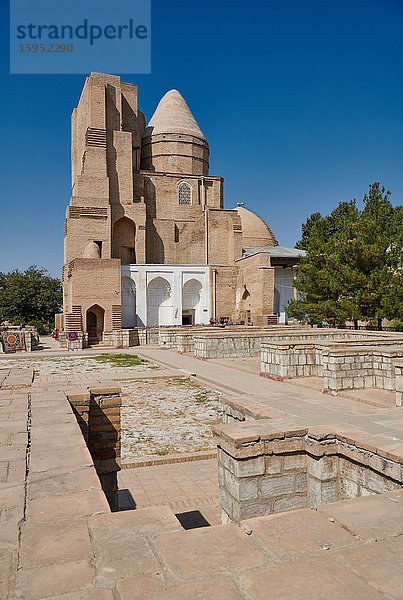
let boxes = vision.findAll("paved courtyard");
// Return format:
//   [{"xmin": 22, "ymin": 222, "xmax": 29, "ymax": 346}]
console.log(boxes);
[
  {"xmin": 118, "ymin": 459, "xmax": 221, "ymax": 525},
  {"xmin": 1, "ymin": 343, "xmax": 402, "ymax": 599}
]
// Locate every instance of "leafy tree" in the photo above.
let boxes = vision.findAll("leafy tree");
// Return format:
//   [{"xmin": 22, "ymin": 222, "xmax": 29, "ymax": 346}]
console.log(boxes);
[
  {"xmin": 288, "ymin": 183, "xmax": 403, "ymax": 328},
  {"xmin": 0, "ymin": 266, "xmax": 62, "ymax": 333}
]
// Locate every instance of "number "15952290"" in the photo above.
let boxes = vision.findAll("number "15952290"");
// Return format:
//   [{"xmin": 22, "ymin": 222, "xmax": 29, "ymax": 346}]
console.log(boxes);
[{"xmin": 18, "ymin": 44, "xmax": 73, "ymax": 52}]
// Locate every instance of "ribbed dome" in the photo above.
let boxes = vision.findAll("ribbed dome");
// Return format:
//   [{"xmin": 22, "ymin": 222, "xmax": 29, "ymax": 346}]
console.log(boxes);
[
  {"xmin": 143, "ymin": 90, "xmax": 206, "ymax": 140},
  {"xmin": 235, "ymin": 206, "xmax": 278, "ymax": 247}
]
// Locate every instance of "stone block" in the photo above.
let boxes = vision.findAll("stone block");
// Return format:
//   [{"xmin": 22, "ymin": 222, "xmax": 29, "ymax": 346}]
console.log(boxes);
[
  {"xmin": 342, "ymin": 378, "xmax": 353, "ymax": 389},
  {"xmin": 272, "ymin": 495, "xmax": 307, "ymax": 513},
  {"xmin": 266, "ymin": 438, "xmax": 305, "ymax": 454},
  {"xmin": 20, "ymin": 518, "xmax": 92, "ymax": 568},
  {"xmin": 265, "ymin": 455, "xmax": 283, "ymax": 475},
  {"xmin": 282, "ymin": 453, "xmax": 306, "ymax": 471},
  {"xmin": 295, "ymin": 472, "xmax": 307, "ymax": 493},
  {"xmin": 224, "ymin": 470, "xmax": 258, "ymax": 501},
  {"xmin": 365, "ymin": 468, "xmax": 399, "ymax": 494},
  {"xmin": 260, "ymin": 474, "xmax": 295, "ymax": 498},
  {"xmin": 307, "ymin": 477, "xmax": 321, "ymax": 507},
  {"xmin": 307, "ymin": 455, "xmax": 338, "ymax": 480},
  {"xmin": 318, "ymin": 494, "xmax": 403, "ymax": 540},
  {"xmin": 366, "ymin": 454, "xmax": 401, "ymax": 482},
  {"xmin": 340, "ymin": 478, "xmax": 359, "ymax": 499},
  {"xmin": 15, "ymin": 559, "xmax": 95, "ymax": 600},
  {"xmin": 154, "ymin": 523, "xmax": 267, "ymax": 579},
  {"xmin": 320, "ymin": 480, "xmax": 338, "ymax": 504},
  {"xmin": 233, "ymin": 456, "xmax": 265, "ymax": 478},
  {"xmin": 238, "ymin": 499, "xmax": 272, "ymax": 521},
  {"xmin": 339, "ymin": 458, "xmax": 366, "ymax": 485}
]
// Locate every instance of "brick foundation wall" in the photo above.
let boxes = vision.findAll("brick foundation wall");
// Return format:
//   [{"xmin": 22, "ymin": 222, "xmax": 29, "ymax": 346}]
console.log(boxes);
[
  {"xmin": 322, "ymin": 347, "xmax": 403, "ymax": 392},
  {"xmin": 58, "ymin": 331, "xmax": 89, "ymax": 350},
  {"xmin": 213, "ymin": 423, "xmax": 402, "ymax": 523},
  {"xmin": 193, "ymin": 332, "xmax": 263, "ymax": 359},
  {"xmin": 67, "ymin": 386, "xmax": 121, "ymax": 511},
  {"xmin": 102, "ymin": 329, "xmax": 140, "ymax": 347}
]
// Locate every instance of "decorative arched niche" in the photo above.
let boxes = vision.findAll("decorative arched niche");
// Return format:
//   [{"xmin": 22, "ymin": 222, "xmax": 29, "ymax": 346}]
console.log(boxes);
[
  {"xmin": 146, "ymin": 276, "xmax": 172, "ymax": 326},
  {"xmin": 121, "ymin": 276, "xmax": 137, "ymax": 328},
  {"xmin": 113, "ymin": 217, "xmax": 136, "ymax": 263}
]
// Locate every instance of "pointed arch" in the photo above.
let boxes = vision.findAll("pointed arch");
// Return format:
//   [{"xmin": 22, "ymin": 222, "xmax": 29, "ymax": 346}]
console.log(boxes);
[
  {"xmin": 121, "ymin": 276, "xmax": 137, "ymax": 328},
  {"xmin": 146, "ymin": 277, "xmax": 172, "ymax": 326},
  {"xmin": 113, "ymin": 217, "xmax": 136, "ymax": 263},
  {"xmin": 86, "ymin": 304, "xmax": 104, "ymax": 344},
  {"xmin": 182, "ymin": 279, "xmax": 202, "ymax": 309}
]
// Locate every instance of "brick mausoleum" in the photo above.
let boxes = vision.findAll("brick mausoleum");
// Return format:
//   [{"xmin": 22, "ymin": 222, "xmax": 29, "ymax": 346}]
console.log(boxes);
[{"xmin": 60, "ymin": 72, "xmax": 304, "ymax": 342}]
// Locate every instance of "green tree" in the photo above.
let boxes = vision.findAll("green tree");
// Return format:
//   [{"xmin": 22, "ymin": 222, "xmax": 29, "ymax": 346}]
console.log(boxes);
[
  {"xmin": 295, "ymin": 212, "xmax": 322, "ymax": 251},
  {"xmin": 0, "ymin": 266, "xmax": 62, "ymax": 333},
  {"xmin": 288, "ymin": 183, "xmax": 402, "ymax": 328}
]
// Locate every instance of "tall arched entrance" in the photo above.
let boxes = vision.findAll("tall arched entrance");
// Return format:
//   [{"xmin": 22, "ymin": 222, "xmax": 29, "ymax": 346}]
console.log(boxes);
[
  {"xmin": 182, "ymin": 279, "xmax": 202, "ymax": 325},
  {"xmin": 146, "ymin": 277, "xmax": 172, "ymax": 326},
  {"xmin": 112, "ymin": 217, "xmax": 136, "ymax": 263},
  {"xmin": 86, "ymin": 305, "xmax": 105, "ymax": 345},
  {"xmin": 121, "ymin": 276, "xmax": 136, "ymax": 328}
]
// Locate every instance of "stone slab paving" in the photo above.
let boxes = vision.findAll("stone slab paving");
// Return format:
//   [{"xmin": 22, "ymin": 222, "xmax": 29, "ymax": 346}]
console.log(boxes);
[
  {"xmin": 118, "ymin": 459, "xmax": 221, "ymax": 523},
  {"xmin": 1, "ymin": 355, "xmax": 403, "ymax": 599},
  {"xmin": 208, "ymin": 355, "xmax": 398, "ymax": 408},
  {"xmin": 134, "ymin": 348, "xmax": 403, "ymax": 443}
]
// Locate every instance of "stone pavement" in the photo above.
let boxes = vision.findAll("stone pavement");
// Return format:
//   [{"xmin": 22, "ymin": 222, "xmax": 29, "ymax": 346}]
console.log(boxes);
[
  {"xmin": 118, "ymin": 459, "xmax": 221, "ymax": 524},
  {"xmin": 134, "ymin": 347, "xmax": 403, "ymax": 442},
  {"xmin": 206, "ymin": 355, "xmax": 397, "ymax": 407},
  {"xmin": 1, "ymin": 350, "xmax": 403, "ymax": 599}
]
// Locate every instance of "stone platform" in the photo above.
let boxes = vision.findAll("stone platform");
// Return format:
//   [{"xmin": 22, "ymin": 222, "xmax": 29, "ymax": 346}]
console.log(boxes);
[{"xmin": 1, "ymin": 348, "xmax": 402, "ymax": 599}]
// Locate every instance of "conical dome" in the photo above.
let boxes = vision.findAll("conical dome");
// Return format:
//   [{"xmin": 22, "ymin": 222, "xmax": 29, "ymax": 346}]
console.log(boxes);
[{"xmin": 143, "ymin": 90, "xmax": 206, "ymax": 140}]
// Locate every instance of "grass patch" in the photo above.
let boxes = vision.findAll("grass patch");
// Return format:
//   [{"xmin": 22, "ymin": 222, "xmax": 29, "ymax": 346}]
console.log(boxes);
[
  {"xmin": 154, "ymin": 449, "xmax": 170, "ymax": 456},
  {"xmin": 194, "ymin": 391, "xmax": 210, "ymax": 404},
  {"xmin": 92, "ymin": 354, "xmax": 149, "ymax": 367}
]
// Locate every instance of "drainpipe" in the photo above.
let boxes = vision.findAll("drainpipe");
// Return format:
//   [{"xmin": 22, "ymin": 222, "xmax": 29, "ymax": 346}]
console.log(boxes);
[
  {"xmin": 201, "ymin": 176, "xmax": 208, "ymax": 265},
  {"xmin": 212, "ymin": 267, "xmax": 217, "ymax": 320}
]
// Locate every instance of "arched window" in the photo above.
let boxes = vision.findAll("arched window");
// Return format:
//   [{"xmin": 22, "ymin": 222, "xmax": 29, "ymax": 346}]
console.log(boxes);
[{"xmin": 178, "ymin": 182, "xmax": 192, "ymax": 205}]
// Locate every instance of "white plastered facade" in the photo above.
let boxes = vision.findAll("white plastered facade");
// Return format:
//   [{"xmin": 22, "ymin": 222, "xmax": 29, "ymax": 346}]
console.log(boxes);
[{"xmin": 121, "ymin": 265, "xmax": 210, "ymax": 327}]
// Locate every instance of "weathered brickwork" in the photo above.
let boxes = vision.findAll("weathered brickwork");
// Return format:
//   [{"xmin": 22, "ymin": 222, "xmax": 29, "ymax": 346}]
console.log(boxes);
[
  {"xmin": 68, "ymin": 386, "xmax": 121, "ymax": 511},
  {"xmin": 322, "ymin": 347, "xmax": 403, "ymax": 392},
  {"xmin": 61, "ymin": 72, "xmax": 302, "ymax": 343}
]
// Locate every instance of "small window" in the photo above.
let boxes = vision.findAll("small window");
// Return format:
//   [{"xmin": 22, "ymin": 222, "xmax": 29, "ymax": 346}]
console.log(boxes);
[
  {"xmin": 94, "ymin": 241, "xmax": 102, "ymax": 256},
  {"xmin": 178, "ymin": 182, "xmax": 192, "ymax": 205}
]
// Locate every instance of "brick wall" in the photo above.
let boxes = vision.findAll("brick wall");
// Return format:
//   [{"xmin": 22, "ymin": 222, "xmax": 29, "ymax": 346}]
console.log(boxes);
[{"xmin": 67, "ymin": 386, "xmax": 121, "ymax": 511}]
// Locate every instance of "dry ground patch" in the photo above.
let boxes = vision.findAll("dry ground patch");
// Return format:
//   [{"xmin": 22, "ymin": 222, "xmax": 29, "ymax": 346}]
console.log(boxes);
[
  {"xmin": 121, "ymin": 377, "xmax": 223, "ymax": 460},
  {"xmin": 0, "ymin": 353, "xmax": 158, "ymax": 376}
]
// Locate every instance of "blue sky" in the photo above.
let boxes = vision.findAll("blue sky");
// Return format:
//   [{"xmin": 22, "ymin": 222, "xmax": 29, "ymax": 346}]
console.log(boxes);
[{"xmin": 1, "ymin": 0, "xmax": 402, "ymax": 277}]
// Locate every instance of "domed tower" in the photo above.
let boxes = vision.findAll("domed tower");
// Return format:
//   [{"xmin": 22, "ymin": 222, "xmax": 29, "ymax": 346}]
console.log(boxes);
[{"xmin": 141, "ymin": 90, "xmax": 209, "ymax": 175}]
